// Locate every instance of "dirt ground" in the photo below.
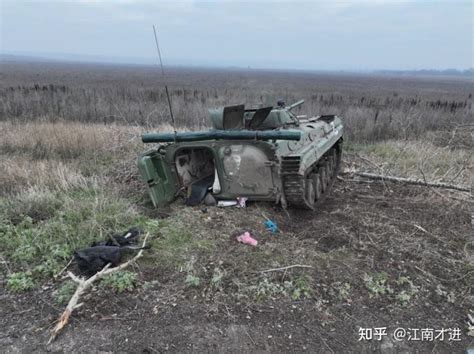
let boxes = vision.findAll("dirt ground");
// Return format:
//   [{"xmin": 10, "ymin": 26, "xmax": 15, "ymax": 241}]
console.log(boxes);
[{"xmin": 1, "ymin": 178, "xmax": 472, "ymax": 353}]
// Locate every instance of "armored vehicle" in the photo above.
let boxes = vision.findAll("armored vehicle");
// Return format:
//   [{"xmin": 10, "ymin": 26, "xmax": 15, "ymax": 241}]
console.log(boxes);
[{"xmin": 138, "ymin": 100, "xmax": 343, "ymax": 209}]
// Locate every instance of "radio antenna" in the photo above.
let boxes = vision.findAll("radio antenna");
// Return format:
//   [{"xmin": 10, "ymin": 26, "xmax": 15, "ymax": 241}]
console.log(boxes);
[{"xmin": 152, "ymin": 25, "xmax": 176, "ymax": 134}]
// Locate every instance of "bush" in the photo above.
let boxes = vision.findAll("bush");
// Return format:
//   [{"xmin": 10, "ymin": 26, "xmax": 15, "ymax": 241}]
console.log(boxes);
[
  {"xmin": 185, "ymin": 274, "xmax": 201, "ymax": 288},
  {"xmin": 7, "ymin": 272, "xmax": 35, "ymax": 292},
  {"xmin": 243, "ymin": 275, "xmax": 313, "ymax": 301},
  {"xmin": 363, "ymin": 272, "xmax": 394, "ymax": 298},
  {"xmin": 101, "ymin": 271, "xmax": 138, "ymax": 293}
]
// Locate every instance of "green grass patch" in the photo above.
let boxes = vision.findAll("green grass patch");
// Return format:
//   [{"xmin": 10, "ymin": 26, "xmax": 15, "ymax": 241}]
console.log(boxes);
[
  {"xmin": 0, "ymin": 186, "xmax": 161, "ymax": 292},
  {"xmin": 7, "ymin": 271, "xmax": 36, "ymax": 292},
  {"xmin": 237, "ymin": 274, "xmax": 313, "ymax": 302},
  {"xmin": 363, "ymin": 272, "xmax": 393, "ymax": 298},
  {"xmin": 54, "ymin": 280, "xmax": 77, "ymax": 304},
  {"xmin": 185, "ymin": 274, "xmax": 202, "ymax": 288},
  {"xmin": 101, "ymin": 271, "xmax": 138, "ymax": 293},
  {"xmin": 145, "ymin": 217, "xmax": 215, "ymax": 271},
  {"xmin": 363, "ymin": 272, "xmax": 420, "ymax": 305}
]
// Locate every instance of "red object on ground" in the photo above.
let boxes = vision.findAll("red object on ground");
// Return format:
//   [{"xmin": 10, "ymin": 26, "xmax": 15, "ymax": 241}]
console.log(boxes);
[{"xmin": 236, "ymin": 232, "xmax": 258, "ymax": 246}]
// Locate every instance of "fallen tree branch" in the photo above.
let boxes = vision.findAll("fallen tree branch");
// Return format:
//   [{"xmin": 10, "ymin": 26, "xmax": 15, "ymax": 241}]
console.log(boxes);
[
  {"xmin": 259, "ymin": 265, "xmax": 314, "ymax": 273},
  {"xmin": 348, "ymin": 171, "xmax": 471, "ymax": 192},
  {"xmin": 48, "ymin": 233, "xmax": 150, "ymax": 344},
  {"xmin": 53, "ymin": 257, "xmax": 73, "ymax": 281},
  {"xmin": 429, "ymin": 186, "xmax": 473, "ymax": 204}
]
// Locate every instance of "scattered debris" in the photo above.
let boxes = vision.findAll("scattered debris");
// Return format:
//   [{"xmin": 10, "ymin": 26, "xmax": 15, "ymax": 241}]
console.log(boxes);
[
  {"xmin": 413, "ymin": 224, "xmax": 428, "ymax": 233},
  {"xmin": 218, "ymin": 200, "xmax": 238, "ymax": 207},
  {"xmin": 215, "ymin": 197, "xmax": 247, "ymax": 208},
  {"xmin": 48, "ymin": 233, "xmax": 150, "ymax": 344},
  {"xmin": 74, "ymin": 245, "xmax": 147, "ymax": 276},
  {"xmin": 237, "ymin": 197, "xmax": 248, "ymax": 208},
  {"xmin": 203, "ymin": 193, "xmax": 217, "ymax": 206},
  {"xmin": 185, "ymin": 175, "xmax": 215, "ymax": 206},
  {"xmin": 237, "ymin": 231, "xmax": 258, "ymax": 246},
  {"xmin": 92, "ymin": 227, "xmax": 141, "ymax": 247},
  {"xmin": 54, "ymin": 228, "xmax": 142, "ymax": 279},
  {"xmin": 259, "ymin": 264, "xmax": 314, "ymax": 273},
  {"xmin": 74, "ymin": 227, "xmax": 146, "ymax": 277},
  {"xmin": 264, "ymin": 220, "xmax": 279, "ymax": 233}
]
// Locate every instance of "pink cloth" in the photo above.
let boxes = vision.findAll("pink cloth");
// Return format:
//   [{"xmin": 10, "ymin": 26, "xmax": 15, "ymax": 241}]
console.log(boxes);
[
  {"xmin": 236, "ymin": 232, "xmax": 258, "ymax": 246},
  {"xmin": 237, "ymin": 197, "xmax": 248, "ymax": 208}
]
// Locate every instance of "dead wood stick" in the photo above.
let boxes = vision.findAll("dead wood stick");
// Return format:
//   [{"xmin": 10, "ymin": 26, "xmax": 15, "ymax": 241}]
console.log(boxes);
[
  {"xmin": 428, "ymin": 186, "xmax": 472, "ymax": 203},
  {"xmin": 48, "ymin": 233, "xmax": 150, "ymax": 344},
  {"xmin": 259, "ymin": 265, "xmax": 314, "ymax": 273},
  {"xmin": 53, "ymin": 257, "xmax": 73, "ymax": 281},
  {"xmin": 354, "ymin": 153, "xmax": 382, "ymax": 171},
  {"xmin": 349, "ymin": 171, "xmax": 471, "ymax": 192}
]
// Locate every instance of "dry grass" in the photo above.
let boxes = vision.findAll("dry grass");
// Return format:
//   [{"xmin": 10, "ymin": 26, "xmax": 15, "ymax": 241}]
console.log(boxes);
[
  {"xmin": 346, "ymin": 139, "xmax": 473, "ymax": 186},
  {"xmin": 1, "ymin": 61, "xmax": 472, "ymax": 143},
  {"xmin": 0, "ymin": 121, "xmax": 127, "ymax": 195},
  {"xmin": 0, "ymin": 63, "xmax": 472, "ymax": 353},
  {"xmin": 0, "ymin": 157, "xmax": 93, "ymax": 195},
  {"xmin": 1, "ymin": 120, "xmax": 471, "ymax": 197},
  {"xmin": 0, "ymin": 121, "xmax": 180, "ymax": 195},
  {"xmin": 0, "ymin": 121, "xmax": 138, "ymax": 159}
]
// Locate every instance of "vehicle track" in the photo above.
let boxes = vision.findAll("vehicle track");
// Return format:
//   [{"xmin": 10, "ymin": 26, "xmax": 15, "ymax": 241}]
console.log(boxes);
[{"xmin": 283, "ymin": 140, "xmax": 343, "ymax": 209}]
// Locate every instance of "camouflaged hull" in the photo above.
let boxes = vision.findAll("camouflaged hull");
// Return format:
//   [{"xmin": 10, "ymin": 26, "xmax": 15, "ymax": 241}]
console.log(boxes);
[{"xmin": 138, "ymin": 101, "xmax": 343, "ymax": 209}]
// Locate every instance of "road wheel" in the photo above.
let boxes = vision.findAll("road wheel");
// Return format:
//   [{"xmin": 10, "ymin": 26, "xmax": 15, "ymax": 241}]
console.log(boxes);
[
  {"xmin": 319, "ymin": 163, "xmax": 328, "ymax": 193},
  {"xmin": 305, "ymin": 175, "xmax": 316, "ymax": 208},
  {"xmin": 312, "ymin": 173, "xmax": 322, "ymax": 201},
  {"xmin": 325, "ymin": 155, "xmax": 332, "ymax": 175},
  {"xmin": 325, "ymin": 162, "xmax": 333, "ymax": 188}
]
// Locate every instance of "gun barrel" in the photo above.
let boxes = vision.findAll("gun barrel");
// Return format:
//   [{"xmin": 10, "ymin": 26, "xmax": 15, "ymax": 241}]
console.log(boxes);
[
  {"xmin": 142, "ymin": 130, "xmax": 302, "ymax": 143},
  {"xmin": 288, "ymin": 99, "xmax": 305, "ymax": 110}
]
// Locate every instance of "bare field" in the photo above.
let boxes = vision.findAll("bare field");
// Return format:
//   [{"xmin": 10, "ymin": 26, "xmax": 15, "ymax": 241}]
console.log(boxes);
[
  {"xmin": 1, "ymin": 60, "xmax": 472, "ymax": 142},
  {"xmin": 0, "ymin": 61, "xmax": 472, "ymax": 352}
]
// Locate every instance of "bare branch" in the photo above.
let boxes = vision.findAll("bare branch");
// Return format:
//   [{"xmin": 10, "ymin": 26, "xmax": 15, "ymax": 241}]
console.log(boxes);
[
  {"xmin": 53, "ymin": 257, "xmax": 73, "ymax": 281},
  {"xmin": 259, "ymin": 265, "xmax": 314, "ymax": 273},
  {"xmin": 349, "ymin": 171, "xmax": 471, "ymax": 192},
  {"xmin": 48, "ymin": 233, "xmax": 150, "ymax": 344}
]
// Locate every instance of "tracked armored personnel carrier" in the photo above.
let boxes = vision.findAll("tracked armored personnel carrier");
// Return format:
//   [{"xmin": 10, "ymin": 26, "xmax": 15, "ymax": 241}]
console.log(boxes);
[{"xmin": 138, "ymin": 100, "xmax": 343, "ymax": 209}]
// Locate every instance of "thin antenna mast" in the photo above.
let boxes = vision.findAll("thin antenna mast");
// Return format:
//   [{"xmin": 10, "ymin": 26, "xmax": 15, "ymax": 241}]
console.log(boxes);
[{"xmin": 152, "ymin": 25, "xmax": 176, "ymax": 133}]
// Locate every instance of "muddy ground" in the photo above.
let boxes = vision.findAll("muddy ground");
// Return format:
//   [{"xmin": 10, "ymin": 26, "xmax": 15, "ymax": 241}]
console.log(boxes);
[{"xmin": 1, "ymin": 178, "xmax": 472, "ymax": 353}]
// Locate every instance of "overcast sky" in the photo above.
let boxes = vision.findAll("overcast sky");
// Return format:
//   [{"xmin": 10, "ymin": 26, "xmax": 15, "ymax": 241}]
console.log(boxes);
[{"xmin": 1, "ymin": 0, "xmax": 473, "ymax": 70}]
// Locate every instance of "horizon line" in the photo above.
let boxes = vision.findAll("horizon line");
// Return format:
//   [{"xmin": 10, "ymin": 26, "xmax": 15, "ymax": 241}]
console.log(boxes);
[{"xmin": 1, "ymin": 52, "xmax": 473, "ymax": 75}]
